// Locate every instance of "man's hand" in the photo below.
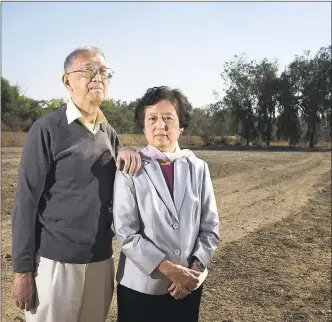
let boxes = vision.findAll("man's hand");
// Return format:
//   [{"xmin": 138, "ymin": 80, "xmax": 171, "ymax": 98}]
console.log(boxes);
[
  {"xmin": 12, "ymin": 272, "xmax": 35, "ymax": 311},
  {"xmin": 116, "ymin": 147, "xmax": 141, "ymax": 176}
]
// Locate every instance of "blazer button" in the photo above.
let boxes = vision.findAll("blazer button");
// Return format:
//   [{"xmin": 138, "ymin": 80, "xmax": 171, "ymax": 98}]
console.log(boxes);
[
  {"xmin": 174, "ymin": 250, "xmax": 181, "ymax": 256},
  {"xmin": 172, "ymin": 223, "xmax": 179, "ymax": 229}
]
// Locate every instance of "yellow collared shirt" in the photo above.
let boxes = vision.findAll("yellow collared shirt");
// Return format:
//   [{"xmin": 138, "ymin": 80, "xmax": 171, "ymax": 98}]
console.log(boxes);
[{"xmin": 65, "ymin": 99, "xmax": 107, "ymax": 134}]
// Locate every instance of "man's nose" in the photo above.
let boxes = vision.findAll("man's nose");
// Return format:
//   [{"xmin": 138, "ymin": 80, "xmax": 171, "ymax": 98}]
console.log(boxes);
[{"xmin": 92, "ymin": 71, "xmax": 103, "ymax": 82}]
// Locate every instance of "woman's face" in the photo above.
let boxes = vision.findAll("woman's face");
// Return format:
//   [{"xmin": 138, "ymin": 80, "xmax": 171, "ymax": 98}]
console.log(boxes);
[{"xmin": 143, "ymin": 99, "xmax": 182, "ymax": 152}]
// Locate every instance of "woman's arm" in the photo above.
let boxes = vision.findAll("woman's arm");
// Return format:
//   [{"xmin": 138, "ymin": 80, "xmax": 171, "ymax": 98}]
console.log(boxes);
[
  {"xmin": 113, "ymin": 171, "xmax": 166, "ymax": 276},
  {"xmin": 191, "ymin": 162, "xmax": 220, "ymax": 267}
]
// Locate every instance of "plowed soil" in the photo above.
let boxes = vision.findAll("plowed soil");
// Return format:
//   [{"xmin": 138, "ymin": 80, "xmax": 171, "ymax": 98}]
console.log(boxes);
[{"xmin": 1, "ymin": 147, "xmax": 331, "ymax": 322}]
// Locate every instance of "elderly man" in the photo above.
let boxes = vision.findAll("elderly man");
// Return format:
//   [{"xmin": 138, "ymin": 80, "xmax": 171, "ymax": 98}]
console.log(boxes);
[{"xmin": 11, "ymin": 46, "xmax": 141, "ymax": 322}]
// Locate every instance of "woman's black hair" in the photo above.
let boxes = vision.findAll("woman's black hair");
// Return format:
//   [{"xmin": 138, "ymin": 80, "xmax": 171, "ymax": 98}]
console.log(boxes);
[{"xmin": 134, "ymin": 86, "xmax": 193, "ymax": 131}]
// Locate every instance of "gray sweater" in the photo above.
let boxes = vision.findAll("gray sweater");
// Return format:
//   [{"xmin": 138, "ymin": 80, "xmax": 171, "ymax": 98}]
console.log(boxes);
[{"xmin": 11, "ymin": 107, "xmax": 120, "ymax": 273}]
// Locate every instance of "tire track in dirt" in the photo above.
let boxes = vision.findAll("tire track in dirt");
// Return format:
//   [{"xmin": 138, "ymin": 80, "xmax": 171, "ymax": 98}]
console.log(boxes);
[
  {"xmin": 201, "ymin": 183, "xmax": 331, "ymax": 322},
  {"xmin": 197, "ymin": 151, "xmax": 309, "ymax": 180},
  {"xmin": 212, "ymin": 153, "xmax": 331, "ymax": 247},
  {"xmin": 213, "ymin": 153, "xmax": 324, "ymax": 196}
]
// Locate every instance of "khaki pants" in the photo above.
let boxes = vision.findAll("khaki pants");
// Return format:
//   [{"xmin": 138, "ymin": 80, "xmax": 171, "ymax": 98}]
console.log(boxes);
[{"xmin": 25, "ymin": 256, "xmax": 114, "ymax": 322}]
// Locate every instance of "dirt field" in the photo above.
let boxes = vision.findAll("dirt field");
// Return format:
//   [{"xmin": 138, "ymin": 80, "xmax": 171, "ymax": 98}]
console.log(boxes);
[{"xmin": 1, "ymin": 147, "xmax": 331, "ymax": 322}]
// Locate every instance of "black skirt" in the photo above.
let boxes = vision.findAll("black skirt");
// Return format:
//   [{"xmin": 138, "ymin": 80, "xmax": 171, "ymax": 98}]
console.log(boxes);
[{"xmin": 117, "ymin": 283, "xmax": 203, "ymax": 322}]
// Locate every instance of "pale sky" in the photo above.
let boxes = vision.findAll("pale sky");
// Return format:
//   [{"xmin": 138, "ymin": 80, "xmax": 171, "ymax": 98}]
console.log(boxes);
[{"xmin": 2, "ymin": 2, "xmax": 331, "ymax": 108}]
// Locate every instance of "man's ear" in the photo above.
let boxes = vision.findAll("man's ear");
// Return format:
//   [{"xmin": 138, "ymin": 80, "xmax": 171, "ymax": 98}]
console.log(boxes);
[{"xmin": 62, "ymin": 74, "xmax": 73, "ymax": 92}]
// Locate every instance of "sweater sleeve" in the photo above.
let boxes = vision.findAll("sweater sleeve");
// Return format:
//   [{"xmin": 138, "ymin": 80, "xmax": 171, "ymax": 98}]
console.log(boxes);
[
  {"xmin": 106, "ymin": 124, "xmax": 122, "ymax": 157},
  {"xmin": 11, "ymin": 122, "xmax": 52, "ymax": 273},
  {"xmin": 115, "ymin": 132, "xmax": 122, "ymax": 156}
]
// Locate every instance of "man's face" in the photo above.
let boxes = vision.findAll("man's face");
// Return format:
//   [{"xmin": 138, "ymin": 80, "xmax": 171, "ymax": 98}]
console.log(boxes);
[{"xmin": 63, "ymin": 52, "xmax": 110, "ymax": 107}]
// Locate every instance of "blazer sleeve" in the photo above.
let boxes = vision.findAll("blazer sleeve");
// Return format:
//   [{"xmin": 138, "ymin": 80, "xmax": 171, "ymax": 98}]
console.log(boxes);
[
  {"xmin": 113, "ymin": 171, "xmax": 166, "ymax": 276},
  {"xmin": 191, "ymin": 161, "xmax": 220, "ymax": 267}
]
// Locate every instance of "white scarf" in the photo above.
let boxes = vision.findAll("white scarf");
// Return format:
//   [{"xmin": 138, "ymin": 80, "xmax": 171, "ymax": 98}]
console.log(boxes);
[{"xmin": 139, "ymin": 142, "xmax": 195, "ymax": 161}]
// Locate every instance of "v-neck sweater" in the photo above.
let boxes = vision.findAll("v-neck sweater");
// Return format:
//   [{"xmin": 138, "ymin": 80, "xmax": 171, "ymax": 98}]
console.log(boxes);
[{"xmin": 11, "ymin": 107, "xmax": 121, "ymax": 272}]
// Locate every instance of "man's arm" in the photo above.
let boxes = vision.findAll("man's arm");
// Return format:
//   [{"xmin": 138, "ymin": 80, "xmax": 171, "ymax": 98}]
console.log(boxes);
[
  {"xmin": 12, "ymin": 122, "xmax": 52, "ymax": 273},
  {"xmin": 106, "ymin": 125, "xmax": 141, "ymax": 175},
  {"xmin": 11, "ymin": 122, "xmax": 52, "ymax": 310}
]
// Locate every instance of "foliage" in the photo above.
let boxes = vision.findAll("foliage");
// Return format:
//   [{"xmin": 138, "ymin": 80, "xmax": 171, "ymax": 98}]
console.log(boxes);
[
  {"xmin": 212, "ymin": 46, "xmax": 331, "ymax": 147},
  {"xmin": 1, "ymin": 45, "xmax": 331, "ymax": 148}
]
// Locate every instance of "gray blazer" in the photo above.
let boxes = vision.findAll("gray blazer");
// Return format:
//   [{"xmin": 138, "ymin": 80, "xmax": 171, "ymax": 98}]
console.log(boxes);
[{"xmin": 113, "ymin": 154, "xmax": 220, "ymax": 295}]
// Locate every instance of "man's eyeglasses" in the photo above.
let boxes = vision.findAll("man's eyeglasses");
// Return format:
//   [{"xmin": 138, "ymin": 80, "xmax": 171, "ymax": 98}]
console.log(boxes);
[{"xmin": 66, "ymin": 67, "xmax": 114, "ymax": 80}]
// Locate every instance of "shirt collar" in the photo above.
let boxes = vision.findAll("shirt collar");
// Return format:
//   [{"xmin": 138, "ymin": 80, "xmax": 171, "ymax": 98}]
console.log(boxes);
[{"xmin": 66, "ymin": 99, "xmax": 108, "ymax": 125}]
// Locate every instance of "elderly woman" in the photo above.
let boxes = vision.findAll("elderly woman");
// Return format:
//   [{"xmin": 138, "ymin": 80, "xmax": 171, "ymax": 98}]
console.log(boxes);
[{"xmin": 113, "ymin": 86, "xmax": 219, "ymax": 322}]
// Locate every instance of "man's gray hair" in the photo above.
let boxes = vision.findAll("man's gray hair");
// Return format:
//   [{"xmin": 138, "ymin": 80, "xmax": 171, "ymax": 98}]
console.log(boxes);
[{"xmin": 64, "ymin": 46, "xmax": 106, "ymax": 73}]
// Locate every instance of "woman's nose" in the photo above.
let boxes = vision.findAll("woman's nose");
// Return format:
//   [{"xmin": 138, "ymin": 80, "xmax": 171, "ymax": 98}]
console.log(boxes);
[{"xmin": 156, "ymin": 116, "xmax": 166, "ymax": 128}]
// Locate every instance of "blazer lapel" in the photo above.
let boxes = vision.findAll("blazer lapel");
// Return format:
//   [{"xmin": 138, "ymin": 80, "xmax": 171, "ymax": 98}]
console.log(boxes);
[
  {"xmin": 144, "ymin": 161, "xmax": 179, "ymax": 222},
  {"xmin": 173, "ymin": 159, "xmax": 189, "ymax": 214}
]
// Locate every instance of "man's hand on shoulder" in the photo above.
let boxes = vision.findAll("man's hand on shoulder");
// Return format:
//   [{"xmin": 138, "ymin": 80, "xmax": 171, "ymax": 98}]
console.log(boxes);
[{"xmin": 116, "ymin": 147, "xmax": 142, "ymax": 176}]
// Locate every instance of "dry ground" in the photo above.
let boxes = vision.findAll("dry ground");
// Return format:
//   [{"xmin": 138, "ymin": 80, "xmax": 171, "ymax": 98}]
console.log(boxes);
[{"xmin": 1, "ymin": 147, "xmax": 331, "ymax": 322}]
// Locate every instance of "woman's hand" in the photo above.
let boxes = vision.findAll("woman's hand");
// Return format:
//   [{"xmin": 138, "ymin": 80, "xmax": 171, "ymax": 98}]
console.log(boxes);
[
  {"xmin": 168, "ymin": 282, "xmax": 190, "ymax": 300},
  {"xmin": 157, "ymin": 260, "xmax": 200, "ymax": 299}
]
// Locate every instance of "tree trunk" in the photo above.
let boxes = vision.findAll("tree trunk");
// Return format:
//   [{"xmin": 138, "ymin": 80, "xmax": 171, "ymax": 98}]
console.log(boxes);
[
  {"xmin": 246, "ymin": 137, "xmax": 250, "ymax": 146},
  {"xmin": 309, "ymin": 130, "xmax": 315, "ymax": 148},
  {"xmin": 266, "ymin": 132, "xmax": 271, "ymax": 146},
  {"xmin": 266, "ymin": 116, "xmax": 272, "ymax": 147}
]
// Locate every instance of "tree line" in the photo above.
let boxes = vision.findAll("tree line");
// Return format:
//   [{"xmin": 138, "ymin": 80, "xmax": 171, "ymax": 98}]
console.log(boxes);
[{"xmin": 1, "ymin": 46, "xmax": 331, "ymax": 147}]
